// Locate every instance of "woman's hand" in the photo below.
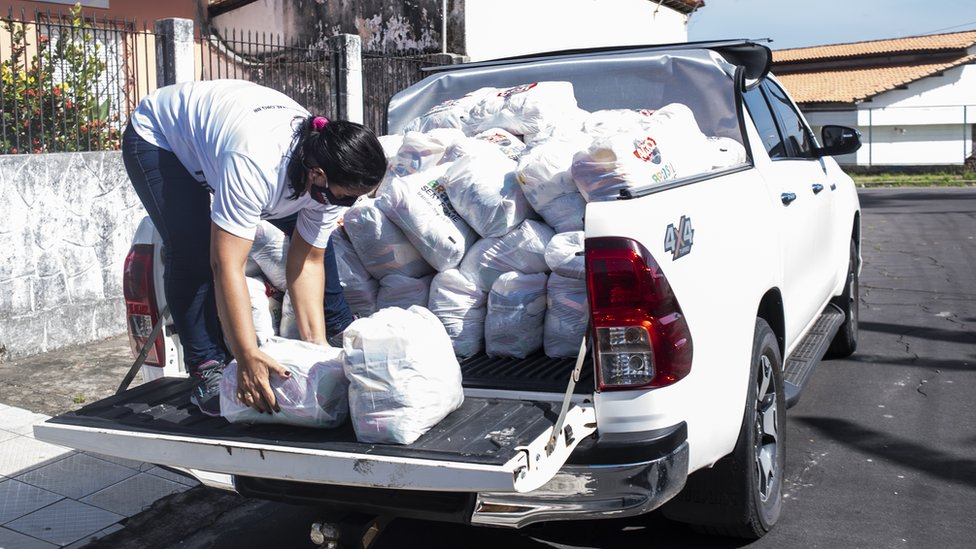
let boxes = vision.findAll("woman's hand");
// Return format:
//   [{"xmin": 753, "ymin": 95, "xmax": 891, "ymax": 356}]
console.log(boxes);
[
  {"xmin": 210, "ymin": 223, "xmax": 290, "ymax": 413},
  {"xmin": 234, "ymin": 347, "xmax": 291, "ymax": 414}
]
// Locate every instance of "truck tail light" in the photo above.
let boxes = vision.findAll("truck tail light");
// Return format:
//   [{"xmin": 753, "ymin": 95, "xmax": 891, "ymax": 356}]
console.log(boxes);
[
  {"xmin": 123, "ymin": 244, "xmax": 165, "ymax": 367},
  {"xmin": 586, "ymin": 237, "xmax": 692, "ymax": 391}
]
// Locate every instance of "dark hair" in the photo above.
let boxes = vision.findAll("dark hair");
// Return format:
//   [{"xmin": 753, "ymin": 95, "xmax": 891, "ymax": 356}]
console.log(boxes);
[{"xmin": 286, "ymin": 116, "xmax": 388, "ymax": 200}]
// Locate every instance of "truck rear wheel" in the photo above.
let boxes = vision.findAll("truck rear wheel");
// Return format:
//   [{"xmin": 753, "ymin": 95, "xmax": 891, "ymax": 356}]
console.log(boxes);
[
  {"xmin": 662, "ymin": 318, "xmax": 785, "ymax": 539},
  {"xmin": 826, "ymin": 239, "xmax": 859, "ymax": 358}
]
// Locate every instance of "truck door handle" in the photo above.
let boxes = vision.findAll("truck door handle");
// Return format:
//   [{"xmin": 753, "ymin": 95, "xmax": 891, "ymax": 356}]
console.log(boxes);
[
  {"xmin": 812, "ymin": 183, "xmax": 824, "ymax": 194},
  {"xmin": 781, "ymin": 192, "xmax": 797, "ymax": 205}
]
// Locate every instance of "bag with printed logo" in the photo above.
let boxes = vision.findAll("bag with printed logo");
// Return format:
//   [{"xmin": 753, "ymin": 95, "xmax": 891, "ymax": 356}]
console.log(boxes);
[
  {"xmin": 376, "ymin": 164, "xmax": 479, "ymax": 272},
  {"xmin": 442, "ymin": 149, "xmax": 531, "ymax": 238},
  {"xmin": 342, "ymin": 199, "xmax": 433, "ymax": 280},
  {"xmin": 572, "ymin": 103, "xmax": 711, "ymax": 201},
  {"xmin": 468, "ymin": 81, "xmax": 584, "ymax": 139},
  {"xmin": 389, "ymin": 128, "xmax": 465, "ymax": 177}
]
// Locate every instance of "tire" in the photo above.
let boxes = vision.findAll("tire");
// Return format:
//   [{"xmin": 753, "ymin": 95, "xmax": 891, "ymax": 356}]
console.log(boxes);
[
  {"xmin": 662, "ymin": 318, "xmax": 786, "ymax": 539},
  {"xmin": 826, "ymin": 239, "xmax": 859, "ymax": 358}
]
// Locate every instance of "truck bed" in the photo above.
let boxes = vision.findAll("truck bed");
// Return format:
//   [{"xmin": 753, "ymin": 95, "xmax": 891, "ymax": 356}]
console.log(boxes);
[{"xmin": 37, "ymin": 352, "xmax": 595, "ymax": 493}]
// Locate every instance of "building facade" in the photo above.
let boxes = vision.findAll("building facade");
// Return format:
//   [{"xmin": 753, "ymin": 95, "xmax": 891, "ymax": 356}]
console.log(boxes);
[{"xmin": 773, "ymin": 31, "xmax": 976, "ymax": 168}]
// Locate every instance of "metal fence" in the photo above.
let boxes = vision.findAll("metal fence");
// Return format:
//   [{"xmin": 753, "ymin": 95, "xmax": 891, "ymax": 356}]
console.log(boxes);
[
  {"xmin": 1, "ymin": 6, "xmax": 459, "ymax": 154},
  {"xmin": 362, "ymin": 51, "xmax": 448, "ymax": 135},
  {"xmin": 0, "ymin": 7, "xmax": 155, "ymax": 154},
  {"xmin": 198, "ymin": 27, "xmax": 335, "ymax": 120}
]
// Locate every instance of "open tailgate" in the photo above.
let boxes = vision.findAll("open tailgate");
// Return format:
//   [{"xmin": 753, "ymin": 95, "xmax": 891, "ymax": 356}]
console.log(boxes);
[{"xmin": 34, "ymin": 377, "xmax": 595, "ymax": 493}]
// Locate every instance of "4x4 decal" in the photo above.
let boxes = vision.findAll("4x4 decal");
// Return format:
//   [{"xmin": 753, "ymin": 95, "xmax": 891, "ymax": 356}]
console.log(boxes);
[{"xmin": 664, "ymin": 216, "xmax": 694, "ymax": 260}]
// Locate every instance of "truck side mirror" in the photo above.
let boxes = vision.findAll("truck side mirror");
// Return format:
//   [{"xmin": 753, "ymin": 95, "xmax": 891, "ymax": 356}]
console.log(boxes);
[{"xmin": 816, "ymin": 125, "xmax": 862, "ymax": 157}]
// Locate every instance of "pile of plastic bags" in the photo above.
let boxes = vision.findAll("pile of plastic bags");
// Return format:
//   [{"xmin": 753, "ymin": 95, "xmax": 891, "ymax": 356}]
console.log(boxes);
[{"xmin": 334, "ymin": 81, "xmax": 745, "ymax": 359}]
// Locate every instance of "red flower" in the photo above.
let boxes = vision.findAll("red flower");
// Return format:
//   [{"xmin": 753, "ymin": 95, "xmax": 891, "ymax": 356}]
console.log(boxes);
[
  {"xmin": 52, "ymin": 87, "xmax": 61, "ymax": 97},
  {"xmin": 10, "ymin": 148, "xmax": 17, "ymax": 154},
  {"xmin": 65, "ymin": 100, "xmax": 73, "ymax": 109}
]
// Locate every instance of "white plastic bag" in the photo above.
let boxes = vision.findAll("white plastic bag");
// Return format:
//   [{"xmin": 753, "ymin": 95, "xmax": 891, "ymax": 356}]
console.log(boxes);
[
  {"xmin": 402, "ymin": 87, "xmax": 499, "ymax": 134},
  {"xmin": 220, "ymin": 337, "xmax": 348, "ymax": 428},
  {"xmin": 378, "ymin": 134, "xmax": 405, "ymax": 161},
  {"xmin": 342, "ymin": 199, "xmax": 433, "ymax": 279},
  {"xmin": 582, "ymin": 108, "xmax": 656, "ymax": 138},
  {"xmin": 472, "ymin": 128, "xmax": 526, "ymax": 161},
  {"xmin": 458, "ymin": 219, "xmax": 555, "ymax": 291},
  {"xmin": 544, "ymin": 231, "xmax": 585, "ymax": 280},
  {"xmin": 468, "ymin": 81, "xmax": 582, "ymax": 138},
  {"xmin": 544, "ymin": 273, "xmax": 588, "ymax": 358},
  {"xmin": 376, "ymin": 274, "xmax": 434, "ymax": 310},
  {"xmin": 249, "ymin": 221, "xmax": 290, "ymax": 292},
  {"xmin": 534, "ymin": 192, "xmax": 586, "ymax": 233},
  {"xmin": 572, "ymin": 103, "xmax": 711, "ymax": 201},
  {"xmin": 343, "ymin": 306, "xmax": 464, "ymax": 444},
  {"xmin": 442, "ymin": 151, "xmax": 531, "ymax": 238},
  {"xmin": 707, "ymin": 136, "xmax": 747, "ymax": 169},
  {"xmin": 485, "ymin": 272, "xmax": 548, "ymax": 359},
  {"xmin": 427, "ymin": 269, "xmax": 487, "ymax": 357},
  {"xmin": 245, "ymin": 276, "xmax": 276, "ymax": 345},
  {"xmin": 516, "ymin": 134, "xmax": 590, "ymax": 231},
  {"xmin": 389, "ymin": 128, "xmax": 465, "ymax": 177},
  {"xmin": 332, "ymin": 228, "xmax": 379, "ymax": 317},
  {"xmin": 278, "ymin": 292, "xmax": 299, "ymax": 340},
  {"xmin": 376, "ymin": 164, "xmax": 478, "ymax": 272}
]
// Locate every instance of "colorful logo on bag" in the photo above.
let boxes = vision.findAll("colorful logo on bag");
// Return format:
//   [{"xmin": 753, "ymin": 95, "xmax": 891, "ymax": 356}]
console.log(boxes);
[
  {"xmin": 633, "ymin": 136, "xmax": 662, "ymax": 164},
  {"xmin": 420, "ymin": 179, "xmax": 462, "ymax": 222},
  {"xmin": 498, "ymin": 82, "xmax": 538, "ymax": 97},
  {"xmin": 481, "ymin": 132, "xmax": 511, "ymax": 147}
]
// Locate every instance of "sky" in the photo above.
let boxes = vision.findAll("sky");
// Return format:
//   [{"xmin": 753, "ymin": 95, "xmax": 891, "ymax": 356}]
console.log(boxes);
[{"xmin": 687, "ymin": 0, "xmax": 976, "ymax": 50}]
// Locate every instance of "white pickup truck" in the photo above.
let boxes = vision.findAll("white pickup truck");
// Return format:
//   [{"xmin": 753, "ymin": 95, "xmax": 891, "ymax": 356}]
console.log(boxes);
[{"xmin": 36, "ymin": 40, "xmax": 862, "ymax": 543}]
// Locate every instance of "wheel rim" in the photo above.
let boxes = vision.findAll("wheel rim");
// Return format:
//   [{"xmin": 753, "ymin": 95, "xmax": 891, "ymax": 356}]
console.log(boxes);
[{"xmin": 754, "ymin": 354, "xmax": 779, "ymax": 503}]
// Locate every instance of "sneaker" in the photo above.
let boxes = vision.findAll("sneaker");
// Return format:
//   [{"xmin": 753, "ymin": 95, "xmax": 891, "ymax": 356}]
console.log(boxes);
[
  {"xmin": 189, "ymin": 360, "xmax": 224, "ymax": 417},
  {"xmin": 326, "ymin": 315, "xmax": 359, "ymax": 347},
  {"xmin": 327, "ymin": 331, "xmax": 344, "ymax": 347}
]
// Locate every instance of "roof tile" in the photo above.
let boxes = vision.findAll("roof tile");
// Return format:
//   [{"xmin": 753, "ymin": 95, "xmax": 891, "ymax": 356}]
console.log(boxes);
[
  {"xmin": 776, "ymin": 54, "xmax": 976, "ymax": 103},
  {"xmin": 773, "ymin": 30, "xmax": 976, "ymax": 63}
]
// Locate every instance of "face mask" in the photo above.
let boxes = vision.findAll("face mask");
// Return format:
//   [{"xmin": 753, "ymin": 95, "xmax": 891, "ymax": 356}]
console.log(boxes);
[{"xmin": 310, "ymin": 183, "xmax": 358, "ymax": 207}]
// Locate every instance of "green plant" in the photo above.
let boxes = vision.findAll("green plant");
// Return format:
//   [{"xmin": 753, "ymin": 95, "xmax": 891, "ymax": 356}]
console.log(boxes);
[{"xmin": 1, "ymin": 3, "xmax": 120, "ymax": 154}]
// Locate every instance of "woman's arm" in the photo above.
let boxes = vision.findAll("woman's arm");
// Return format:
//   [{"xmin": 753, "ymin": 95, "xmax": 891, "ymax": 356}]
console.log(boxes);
[
  {"xmin": 286, "ymin": 230, "xmax": 328, "ymax": 345},
  {"xmin": 210, "ymin": 223, "xmax": 289, "ymax": 413}
]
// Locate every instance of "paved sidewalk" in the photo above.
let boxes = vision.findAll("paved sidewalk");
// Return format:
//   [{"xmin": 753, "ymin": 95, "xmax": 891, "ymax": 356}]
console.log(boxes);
[
  {"xmin": 0, "ymin": 334, "xmax": 200, "ymax": 548},
  {"xmin": 0, "ymin": 403, "xmax": 198, "ymax": 548}
]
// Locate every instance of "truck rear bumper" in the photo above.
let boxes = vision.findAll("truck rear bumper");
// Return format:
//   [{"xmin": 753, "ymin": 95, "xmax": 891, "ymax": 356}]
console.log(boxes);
[{"xmin": 471, "ymin": 427, "xmax": 689, "ymax": 528}]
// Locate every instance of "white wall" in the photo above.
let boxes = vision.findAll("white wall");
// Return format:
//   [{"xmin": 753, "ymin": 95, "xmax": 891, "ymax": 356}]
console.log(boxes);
[
  {"xmin": 802, "ymin": 63, "xmax": 976, "ymax": 166},
  {"xmin": 0, "ymin": 152, "xmax": 144, "ymax": 361},
  {"xmin": 463, "ymin": 0, "xmax": 689, "ymax": 61}
]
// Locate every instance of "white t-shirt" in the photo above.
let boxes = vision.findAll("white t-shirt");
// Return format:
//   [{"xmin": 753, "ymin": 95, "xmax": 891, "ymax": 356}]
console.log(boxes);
[{"xmin": 129, "ymin": 79, "xmax": 342, "ymax": 249}]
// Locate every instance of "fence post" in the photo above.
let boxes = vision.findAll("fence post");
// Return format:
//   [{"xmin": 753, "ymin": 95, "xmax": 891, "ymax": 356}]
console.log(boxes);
[
  {"xmin": 154, "ymin": 18, "xmax": 195, "ymax": 86},
  {"xmin": 427, "ymin": 53, "xmax": 470, "ymax": 65},
  {"xmin": 329, "ymin": 34, "xmax": 363, "ymax": 123}
]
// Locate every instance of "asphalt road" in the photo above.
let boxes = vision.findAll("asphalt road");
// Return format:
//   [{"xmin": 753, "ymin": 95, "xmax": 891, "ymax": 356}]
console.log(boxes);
[{"xmin": 11, "ymin": 187, "xmax": 975, "ymax": 549}]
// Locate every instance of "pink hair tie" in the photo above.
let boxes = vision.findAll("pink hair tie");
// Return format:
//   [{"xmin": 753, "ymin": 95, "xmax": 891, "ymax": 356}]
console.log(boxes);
[{"xmin": 312, "ymin": 116, "xmax": 329, "ymax": 131}]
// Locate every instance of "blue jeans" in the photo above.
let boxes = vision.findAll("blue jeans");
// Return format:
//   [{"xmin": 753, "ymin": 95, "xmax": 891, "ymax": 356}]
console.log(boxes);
[{"xmin": 122, "ymin": 124, "xmax": 352, "ymax": 373}]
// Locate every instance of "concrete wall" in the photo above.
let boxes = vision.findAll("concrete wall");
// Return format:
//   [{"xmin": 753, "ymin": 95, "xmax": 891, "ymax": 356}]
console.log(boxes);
[
  {"xmin": 0, "ymin": 152, "xmax": 144, "ymax": 362},
  {"xmin": 463, "ymin": 0, "xmax": 690, "ymax": 61}
]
